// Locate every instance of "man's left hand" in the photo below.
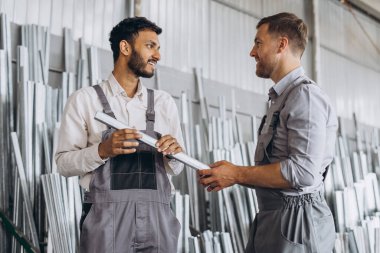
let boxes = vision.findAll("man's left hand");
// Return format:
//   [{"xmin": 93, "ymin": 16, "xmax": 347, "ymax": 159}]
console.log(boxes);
[
  {"xmin": 198, "ymin": 160, "xmax": 239, "ymax": 192},
  {"xmin": 156, "ymin": 135, "xmax": 183, "ymax": 155}
]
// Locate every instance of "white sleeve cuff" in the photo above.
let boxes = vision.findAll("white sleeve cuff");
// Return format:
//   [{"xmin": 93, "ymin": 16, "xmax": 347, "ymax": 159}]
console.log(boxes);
[{"xmin": 164, "ymin": 156, "xmax": 184, "ymax": 176}]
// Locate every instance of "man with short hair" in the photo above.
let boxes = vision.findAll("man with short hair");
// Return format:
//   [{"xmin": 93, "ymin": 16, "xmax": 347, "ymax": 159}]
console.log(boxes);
[
  {"xmin": 56, "ymin": 17, "xmax": 184, "ymax": 252},
  {"xmin": 199, "ymin": 12, "xmax": 337, "ymax": 253}
]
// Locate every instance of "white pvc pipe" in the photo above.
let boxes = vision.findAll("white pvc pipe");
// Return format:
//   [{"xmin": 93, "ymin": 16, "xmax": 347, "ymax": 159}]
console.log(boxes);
[{"xmin": 94, "ymin": 111, "xmax": 209, "ymax": 170}]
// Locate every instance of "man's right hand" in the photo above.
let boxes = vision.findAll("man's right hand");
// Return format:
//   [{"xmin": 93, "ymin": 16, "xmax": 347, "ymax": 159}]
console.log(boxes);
[{"xmin": 98, "ymin": 129, "xmax": 142, "ymax": 159}]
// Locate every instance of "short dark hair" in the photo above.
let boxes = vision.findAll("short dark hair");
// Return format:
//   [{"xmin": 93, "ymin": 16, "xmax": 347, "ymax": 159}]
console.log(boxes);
[
  {"xmin": 257, "ymin": 12, "xmax": 308, "ymax": 56},
  {"xmin": 109, "ymin": 17, "xmax": 162, "ymax": 62}
]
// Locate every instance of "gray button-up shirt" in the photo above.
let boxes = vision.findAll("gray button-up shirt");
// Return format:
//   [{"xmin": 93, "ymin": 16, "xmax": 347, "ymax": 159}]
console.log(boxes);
[{"xmin": 267, "ymin": 67, "xmax": 338, "ymax": 195}]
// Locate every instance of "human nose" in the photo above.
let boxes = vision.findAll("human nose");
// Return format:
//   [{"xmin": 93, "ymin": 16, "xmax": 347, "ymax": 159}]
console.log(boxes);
[
  {"xmin": 153, "ymin": 49, "xmax": 160, "ymax": 61},
  {"xmin": 249, "ymin": 45, "xmax": 257, "ymax": 58}
]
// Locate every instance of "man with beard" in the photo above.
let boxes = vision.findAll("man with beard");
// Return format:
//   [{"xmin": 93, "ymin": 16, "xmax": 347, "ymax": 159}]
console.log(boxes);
[
  {"xmin": 198, "ymin": 13, "xmax": 337, "ymax": 253},
  {"xmin": 55, "ymin": 17, "xmax": 184, "ymax": 253}
]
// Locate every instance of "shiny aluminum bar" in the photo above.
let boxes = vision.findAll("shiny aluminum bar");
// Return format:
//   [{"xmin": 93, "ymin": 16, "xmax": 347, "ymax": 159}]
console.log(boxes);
[
  {"xmin": 94, "ymin": 111, "xmax": 209, "ymax": 170},
  {"xmin": 0, "ymin": 50, "xmax": 7, "ymax": 213},
  {"xmin": 10, "ymin": 132, "xmax": 40, "ymax": 249},
  {"xmin": 154, "ymin": 68, "xmax": 161, "ymax": 90},
  {"xmin": 11, "ymin": 178, "xmax": 20, "ymax": 253},
  {"xmin": 88, "ymin": 47, "xmax": 100, "ymax": 85},
  {"xmin": 41, "ymin": 175, "xmax": 63, "ymax": 253}
]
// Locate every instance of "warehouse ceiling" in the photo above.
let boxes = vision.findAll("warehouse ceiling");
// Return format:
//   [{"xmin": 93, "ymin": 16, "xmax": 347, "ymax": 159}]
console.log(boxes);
[{"xmin": 347, "ymin": 0, "xmax": 380, "ymax": 20}]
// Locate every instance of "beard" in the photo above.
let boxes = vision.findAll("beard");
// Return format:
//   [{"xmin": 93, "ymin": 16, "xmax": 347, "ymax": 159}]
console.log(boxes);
[
  {"xmin": 255, "ymin": 60, "xmax": 274, "ymax": 79},
  {"xmin": 255, "ymin": 54, "xmax": 277, "ymax": 79},
  {"xmin": 128, "ymin": 48, "xmax": 155, "ymax": 78}
]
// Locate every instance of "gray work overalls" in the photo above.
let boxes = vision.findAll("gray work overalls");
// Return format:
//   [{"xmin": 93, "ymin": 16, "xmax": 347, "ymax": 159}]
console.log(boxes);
[
  {"xmin": 79, "ymin": 85, "xmax": 181, "ymax": 253},
  {"xmin": 245, "ymin": 77, "xmax": 336, "ymax": 253}
]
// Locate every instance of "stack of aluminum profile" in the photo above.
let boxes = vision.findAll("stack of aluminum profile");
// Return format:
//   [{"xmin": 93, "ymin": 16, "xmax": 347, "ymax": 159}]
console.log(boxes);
[
  {"xmin": 172, "ymin": 191, "xmax": 191, "ymax": 253},
  {"xmin": 0, "ymin": 12, "xmax": 13, "ymax": 253},
  {"xmin": 12, "ymin": 23, "xmax": 51, "ymax": 252},
  {"xmin": 188, "ymin": 230, "xmax": 233, "ymax": 253},
  {"xmin": 88, "ymin": 46, "xmax": 102, "ymax": 86},
  {"xmin": 326, "ymin": 117, "xmax": 380, "ymax": 253},
  {"xmin": 172, "ymin": 68, "xmax": 260, "ymax": 253},
  {"xmin": 41, "ymin": 174, "xmax": 82, "ymax": 253},
  {"xmin": 0, "ymin": 14, "xmax": 51, "ymax": 252},
  {"xmin": 0, "ymin": 16, "xmax": 93, "ymax": 252},
  {"xmin": 40, "ymin": 28, "xmax": 87, "ymax": 253}
]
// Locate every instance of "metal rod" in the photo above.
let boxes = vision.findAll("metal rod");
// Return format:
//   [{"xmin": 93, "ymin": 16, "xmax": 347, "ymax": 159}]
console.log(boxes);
[{"xmin": 10, "ymin": 132, "xmax": 40, "ymax": 249}]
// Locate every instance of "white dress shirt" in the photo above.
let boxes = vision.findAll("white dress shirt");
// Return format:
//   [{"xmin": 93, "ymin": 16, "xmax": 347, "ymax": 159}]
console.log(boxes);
[{"xmin": 55, "ymin": 73, "xmax": 184, "ymax": 191}]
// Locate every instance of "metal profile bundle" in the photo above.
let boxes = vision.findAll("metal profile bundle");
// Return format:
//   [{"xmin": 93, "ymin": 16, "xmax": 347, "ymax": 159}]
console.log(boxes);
[
  {"xmin": 180, "ymin": 91, "xmax": 201, "ymax": 232},
  {"xmin": 88, "ymin": 46, "xmax": 101, "ymax": 85},
  {"xmin": 18, "ymin": 24, "xmax": 51, "ymax": 247},
  {"xmin": 0, "ymin": 13, "xmax": 14, "ymax": 253},
  {"xmin": 188, "ymin": 230, "xmax": 233, "ymax": 253},
  {"xmin": 206, "ymin": 96, "xmax": 258, "ymax": 253},
  {"xmin": 172, "ymin": 191, "xmax": 191, "ymax": 253},
  {"xmin": 41, "ymin": 174, "xmax": 82, "ymax": 253},
  {"xmin": 174, "ymin": 75, "xmax": 260, "ymax": 252},
  {"xmin": 77, "ymin": 38, "xmax": 89, "ymax": 89},
  {"xmin": 194, "ymin": 67, "xmax": 210, "ymax": 135},
  {"xmin": 20, "ymin": 24, "xmax": 50, "ymax": 84},
  {"xmin": 0, "ymin": 12, "xmax": 14, "ymax": 131},
  {"xmin": 10, "ymin": 132, "xmax": 40, "ymax": 250},
  {"xmin": 327, "ymin": 119, "xmax": 380, "ymax": 253},
  {"xmin": 1, "ymin": 21, "xmax": 71, "ymax": 252}
]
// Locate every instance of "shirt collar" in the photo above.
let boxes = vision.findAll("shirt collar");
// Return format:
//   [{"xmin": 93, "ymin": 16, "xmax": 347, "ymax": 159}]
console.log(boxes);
[
  {"xmin": 268, "ymin": 66, "xmax": 305, "ymax": 100},
  {"xmin": 108, "ymin": 73, "xmax": 146, "ymax": 102}
]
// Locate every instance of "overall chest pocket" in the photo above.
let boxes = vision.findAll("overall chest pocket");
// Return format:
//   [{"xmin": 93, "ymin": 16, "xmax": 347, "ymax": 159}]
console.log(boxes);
[{"xmin": 110, "ymin": 144, "xmax": 157, "ymax": 190}]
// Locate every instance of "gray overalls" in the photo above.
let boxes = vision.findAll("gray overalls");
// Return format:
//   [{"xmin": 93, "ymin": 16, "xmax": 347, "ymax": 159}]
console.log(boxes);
[
  {"xmin": 79, "ymin": 85, "xmax": 181, "ymax": 253},
  {"xmin": 245, "ymin": 77, "xmax": 336, "ymax": 253}
]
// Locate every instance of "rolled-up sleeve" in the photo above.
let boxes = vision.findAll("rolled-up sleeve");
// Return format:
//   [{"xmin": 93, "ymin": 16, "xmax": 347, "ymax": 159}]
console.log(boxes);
[
  {"xmin": 55, "ymin": 91, "xmax": 105, "ymax": 177},
  {"xmin": 280, "ymin": 85, "xmax": 330, "ymax": 189}
]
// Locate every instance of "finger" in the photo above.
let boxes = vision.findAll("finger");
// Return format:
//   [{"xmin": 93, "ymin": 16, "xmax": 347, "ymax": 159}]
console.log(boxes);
[
  {"xmin": 112, "ymin": 134, "xmax": 141, "ymax": 143},
  {"xmin": 120, "ymin": 148, "xmax": 137, "ymax": 154},
  {"xmin": 114, "ymin": 129, "xmax": 142, "ymax": 139},
  {"xmin": 113, "ymin": 134, "xmax": 141, "ymax": 143},
  {"xmin": 120, "ymin": 141, "xmax": 139, "ymax": 148},
  {"xmin": 170, "ymin": 146, "xmax": 183, "ymax": 155},
  {"xmin": 199, "ymin": 176, "xmax": 216, "ymax": 186},
  {"xmin": 113, "ymin": 128, "xmax": 137, "ymax": 136},
  {"xmin": 162, "ymin": 142, "xmax": 180, "ymax": 155},
  {"xmin": 198, "ymin": 169, "xmax": 213, "ymax": 177},
  {"xmin": 212, "ymin": 186, "xmax": 223, "ymax": 192},
  {"xmin": 123, "ymin": 133, "xmax": 142, "ymax": 140},
  {"xmin": 158, "ymin": 139, "xmax": 177, "ymax": 152},
  {"xmin": 209, "ymin": 160, "xmax": 225, "ymax": 168},
  {"xmin": 207, "ymin": 185, "xmax": 215, "ymax": 192},
  {"xmin": 156, "ymin": 135, "xmax": 174, "ymax": 148},
  {"xmin": 113, "ymin": 146, "xmax": 137, "ymax": 155}
]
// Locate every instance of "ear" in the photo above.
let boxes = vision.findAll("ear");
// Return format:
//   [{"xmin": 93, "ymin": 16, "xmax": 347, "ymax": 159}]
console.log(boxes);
[
  {"xmin": 119, "ymin": 40, "xmax": 130, "ymax": 56},
  {"xmin": 278, "ymin": 36, "xmax": 288, "ymax": 53}
]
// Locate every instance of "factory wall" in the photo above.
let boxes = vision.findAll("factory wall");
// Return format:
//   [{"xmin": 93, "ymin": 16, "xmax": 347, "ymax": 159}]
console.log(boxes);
[{"xmin": 1, "ymin": 0, "xmax": 379, "ymax": 126}]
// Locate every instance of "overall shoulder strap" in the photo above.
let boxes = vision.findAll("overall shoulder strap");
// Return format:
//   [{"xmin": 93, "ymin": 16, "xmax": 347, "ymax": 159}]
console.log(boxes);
[
  {"xmin": 268, "ymin": 76, "xmax": 313, "ymax": 132},
  {"xmin": 146, "ymin": 89, "xmax": 155, "ymax": 132},
  {"xmin": 93, "ymin": 85, "xmax": 116, "ymax": 119},
  {"xmin": 277, "ymin": 76, "xmax": 313, "ymax": 111}
]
